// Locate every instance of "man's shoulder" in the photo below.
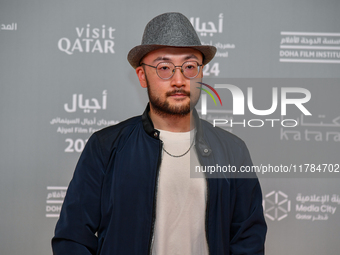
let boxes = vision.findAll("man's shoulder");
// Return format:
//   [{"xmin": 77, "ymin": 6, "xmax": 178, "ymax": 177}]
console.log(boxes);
[{"xmin": 93, "ymin": 115, "xmax": 143, "ymax": 145}]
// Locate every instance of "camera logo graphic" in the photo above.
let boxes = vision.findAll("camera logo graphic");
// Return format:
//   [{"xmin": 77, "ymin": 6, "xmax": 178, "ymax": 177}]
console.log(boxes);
[{"xmin": 263, "ymin": 191, "xmax": 291, "ymax": 221}]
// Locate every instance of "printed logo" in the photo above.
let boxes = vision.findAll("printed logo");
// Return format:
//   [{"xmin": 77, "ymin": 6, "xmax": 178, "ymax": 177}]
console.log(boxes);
[
  {"xmin": 49, "ymin": 90, "xmax": 119, "ymax": 153},
  {"xmin": 190, "ymin": 13, "xmax": 236, "ymax": 59},
  {"xmin": 218, "ymin": 85, "xmax": 310, "ymax": 116},
  {"xmin": 64, "ymin": 90, "xmax": 107, "ymax": 113},
  {"xmin": 197, "ymin": 82, "xmax": 223, "ymax": 115},
  {"xmin": 295, "ymin": 193, "xmax": 339, "ymax": 221},
  {"xmin": 1, "ymin": 23, "xmax": 17, "ymax": 31},
  {"xmin": 279, "ymin": 31, "xmax": 340, "ymax": 64},
  {"xmin": 46, "ymin": 186, "xmax": 67, "ymax": 218},
  {"xmin": 263, "ymin": 190, "xmax": 291, "ymax": 221},
  {"xmin": 58, "ymin": 24, "xmax": 115, "ymax": 55},
  {"xmin": 189, "ymin": 13, "xmax": 233, "ymax": 76},
  {"xmin": 190, "ymin": 13, "xmax": 223, "ymax": 37},
  {"xmin": 196, "ymin": 80, "xmax": 314, "ymax": 128}
]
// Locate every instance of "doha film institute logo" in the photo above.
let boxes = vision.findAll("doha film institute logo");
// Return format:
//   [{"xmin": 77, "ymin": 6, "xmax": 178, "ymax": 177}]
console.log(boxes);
[{"xmin": 263, "ymin": 191, "xmax": 291, "ymax": 221}]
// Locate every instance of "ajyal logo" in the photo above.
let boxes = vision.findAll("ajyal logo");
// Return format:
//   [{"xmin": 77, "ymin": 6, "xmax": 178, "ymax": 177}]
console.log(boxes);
[{"xmin": 197, "ymin": 82, "xmax": 223, "ymax": 115}]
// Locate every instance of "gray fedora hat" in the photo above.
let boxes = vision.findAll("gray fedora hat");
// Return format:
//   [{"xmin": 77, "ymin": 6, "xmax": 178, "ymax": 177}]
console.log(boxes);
[{"xmin": 127, "ymin": 12, "xmax": 217, "ymax": 69}]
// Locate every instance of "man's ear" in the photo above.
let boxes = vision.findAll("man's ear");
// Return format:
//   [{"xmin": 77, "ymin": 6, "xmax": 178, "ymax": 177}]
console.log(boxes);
[{"xmin": 136, "ymin": 66, "xmax": 147, "ymax": 88}]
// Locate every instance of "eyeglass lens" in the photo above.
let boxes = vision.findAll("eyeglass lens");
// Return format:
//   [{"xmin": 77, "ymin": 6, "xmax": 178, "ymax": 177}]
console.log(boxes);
[{"xmin": 156, "ymin": 61, "xmax": 200, "ymax": 79}]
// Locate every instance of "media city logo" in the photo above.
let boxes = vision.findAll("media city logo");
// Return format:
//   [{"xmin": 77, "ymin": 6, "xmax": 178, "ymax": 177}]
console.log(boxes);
[
  {"xmin": 263, "ymin": 190, "xmax": 291, "ymax": 221},
  {"xmin": 197, "ymin": 82, "xmax": 312, "ymax": 128}
]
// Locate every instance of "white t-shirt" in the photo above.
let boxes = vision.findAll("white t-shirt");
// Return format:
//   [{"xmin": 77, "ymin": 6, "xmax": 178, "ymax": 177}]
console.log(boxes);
[{"xmin": 151, "ymin": 129, "xmax": 208, "ymax": 255}]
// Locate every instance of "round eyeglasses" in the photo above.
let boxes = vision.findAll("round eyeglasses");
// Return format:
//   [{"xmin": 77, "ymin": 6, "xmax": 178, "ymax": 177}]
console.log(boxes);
[{"xmin": 141, "ymin": 61, "xmax": 203, "ymax": 80}]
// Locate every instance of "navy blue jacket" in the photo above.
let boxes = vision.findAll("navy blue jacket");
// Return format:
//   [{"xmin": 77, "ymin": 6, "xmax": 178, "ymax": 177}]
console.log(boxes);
[{"xmin": 52, "ymin": 105, "xmax": 267, "ymax": 255}]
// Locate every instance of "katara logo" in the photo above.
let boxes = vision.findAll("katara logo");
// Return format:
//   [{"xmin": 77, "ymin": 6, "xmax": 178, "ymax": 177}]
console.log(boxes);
[
  {"xmin": 197, "ymin": 82, "xmax": 223, "ymax": 115},
  {"xmin": 263, "ymin": 191, "xmax": 291, "ymax": 221}
]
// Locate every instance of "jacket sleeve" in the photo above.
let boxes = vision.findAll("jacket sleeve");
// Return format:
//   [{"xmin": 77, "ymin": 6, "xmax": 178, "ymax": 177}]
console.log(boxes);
[
  {"xmin": 52, "ymin": 133, "xmax": 106, "ymax": 255},
  {"xmin": 229, "ymin": 142, "xmax": 267, "ymax": 255}
]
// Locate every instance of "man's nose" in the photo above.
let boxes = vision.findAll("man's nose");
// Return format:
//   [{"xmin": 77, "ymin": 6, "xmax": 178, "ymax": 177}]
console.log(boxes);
[{"xmin": 171, "ymin": 67, "xmax": 186, "ymax": 86}]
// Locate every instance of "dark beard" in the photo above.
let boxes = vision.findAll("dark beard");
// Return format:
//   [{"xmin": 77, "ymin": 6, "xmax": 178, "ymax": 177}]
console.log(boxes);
[
  {"xmin": 145, "ymin": 72, "xmax": 201, "ymax": 118},
  {"xmin": 147, "ymin": 86, "xmax": 191, "ymax": 117}
]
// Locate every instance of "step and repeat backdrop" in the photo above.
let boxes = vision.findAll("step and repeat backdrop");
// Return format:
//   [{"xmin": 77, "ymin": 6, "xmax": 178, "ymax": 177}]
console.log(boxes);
[{"xmin": 1, "ymin": 0, "xmax": 339, "ymax": 254}]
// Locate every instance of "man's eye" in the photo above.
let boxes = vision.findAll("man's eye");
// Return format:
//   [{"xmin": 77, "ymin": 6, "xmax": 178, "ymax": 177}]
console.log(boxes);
[
  {"xmin": 185, "ymin": 65, "xmax": 197, "ymax": 70},
  {"xmin": 159, "ymin": 66, "xmax": 170, "ymax": 70}
]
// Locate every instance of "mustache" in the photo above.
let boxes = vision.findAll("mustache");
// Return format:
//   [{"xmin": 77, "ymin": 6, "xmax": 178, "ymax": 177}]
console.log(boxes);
[{"xmin": 166, "ymin": 89, "xmax": 190, "ymax": 97}]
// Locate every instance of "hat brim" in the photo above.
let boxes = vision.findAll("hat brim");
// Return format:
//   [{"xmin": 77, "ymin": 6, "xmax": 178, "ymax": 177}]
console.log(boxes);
[{"xmin": 127, "ymin": 44, "xmax": 217, "ymax": 69}]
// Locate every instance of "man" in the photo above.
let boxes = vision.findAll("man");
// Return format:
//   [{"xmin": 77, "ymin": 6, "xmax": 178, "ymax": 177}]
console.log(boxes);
[{"xmin": 52, "ymin": 12, "xmax": 267, "ymax": 255}]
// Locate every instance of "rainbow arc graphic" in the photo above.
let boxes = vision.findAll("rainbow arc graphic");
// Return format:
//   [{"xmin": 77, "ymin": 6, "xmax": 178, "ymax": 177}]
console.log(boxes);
[
  {"xmin": 197, "ymin": 82, "xmax": 222, "ymax": 115},
  {"xmin": 197, "ymin": 82, "xmax": 223, "ymax": 106},
  {"xmin": 196, "ymin": 82, "xmax": 222, "ymax": 115}
]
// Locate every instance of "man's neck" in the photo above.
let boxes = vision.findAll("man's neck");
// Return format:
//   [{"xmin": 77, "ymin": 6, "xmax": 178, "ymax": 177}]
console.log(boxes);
[{"xmin": 148, "ymin": 106, "xmax": 195, "ymax": 132}]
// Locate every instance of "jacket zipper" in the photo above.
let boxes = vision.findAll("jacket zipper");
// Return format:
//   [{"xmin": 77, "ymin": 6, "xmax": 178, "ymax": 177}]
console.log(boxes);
[
  {"xmin": 148, "ymin": 140, "xmax": 163, "ymax": 255},
  {"xmin": 196, "ymin": 140, "xmax": 210, "ymax": 255}
]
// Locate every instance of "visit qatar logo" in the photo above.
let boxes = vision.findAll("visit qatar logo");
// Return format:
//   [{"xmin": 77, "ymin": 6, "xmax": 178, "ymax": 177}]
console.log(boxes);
[{"xmin": 58, "ymin": 24, "xmax": 115, "ymax": 55}]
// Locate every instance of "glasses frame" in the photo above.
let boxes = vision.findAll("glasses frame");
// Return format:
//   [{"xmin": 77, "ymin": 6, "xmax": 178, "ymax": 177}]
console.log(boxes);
[{"xmin": 140, "ymin": 61, "xmax": 203, "ymax": 80}]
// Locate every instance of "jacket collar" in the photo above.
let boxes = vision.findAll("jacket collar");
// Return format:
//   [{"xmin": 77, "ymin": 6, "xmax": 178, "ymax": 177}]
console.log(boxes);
[{"xmin": 141, "ymin": 104, "xmax": 212, "ymax": 156}]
